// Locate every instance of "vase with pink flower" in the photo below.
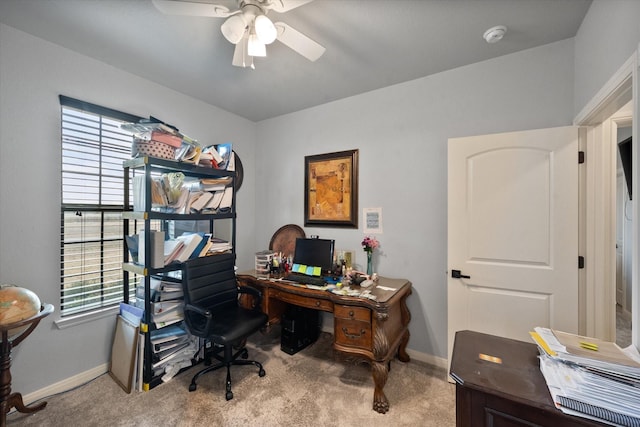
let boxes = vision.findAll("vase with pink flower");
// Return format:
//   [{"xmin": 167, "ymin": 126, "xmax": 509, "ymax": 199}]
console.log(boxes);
[{"xmin": 361, "ymin": 236, "xmax": 379, "ymax": 276}]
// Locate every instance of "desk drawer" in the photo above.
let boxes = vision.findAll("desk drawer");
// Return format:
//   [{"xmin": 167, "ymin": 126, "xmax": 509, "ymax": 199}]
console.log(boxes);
[
  {"xmin": 270, "ymin": 289, "xmax": 333, "ymax": 312},
  {"xmin": 334, "ymin": 306, "xmax": 372, "ymax": 350},
  {"xmin": 335, "ymin": 305, "xmax": 370, "ymax": 322}
]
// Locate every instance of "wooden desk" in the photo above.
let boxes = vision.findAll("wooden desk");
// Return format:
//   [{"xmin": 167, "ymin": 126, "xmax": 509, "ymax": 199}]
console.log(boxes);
[
  {"xmin": 237, "ymin": 273, "xmax": 412, "ymax": 414},
  {"xmin": 449, "ymin": 330, "xmax": 607, "ymax": 426}
]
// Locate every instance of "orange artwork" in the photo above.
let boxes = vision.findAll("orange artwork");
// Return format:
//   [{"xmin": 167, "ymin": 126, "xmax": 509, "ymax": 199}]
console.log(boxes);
[{"xmin": 305, "ymin": 150, "xmax": 358, "ymax": 228}]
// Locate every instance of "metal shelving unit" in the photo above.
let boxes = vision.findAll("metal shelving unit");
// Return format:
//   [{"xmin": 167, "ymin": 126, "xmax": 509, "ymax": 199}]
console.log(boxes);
[{"xmin": 122, "ymin": 156, "xmax": 236, "ymax": 390}]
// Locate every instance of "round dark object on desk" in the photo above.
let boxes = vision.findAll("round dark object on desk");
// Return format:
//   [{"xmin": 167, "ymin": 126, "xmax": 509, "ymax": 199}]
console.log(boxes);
[{"xmin": 269, "ymin": 224, "xmax": 305, "ymax": 258}]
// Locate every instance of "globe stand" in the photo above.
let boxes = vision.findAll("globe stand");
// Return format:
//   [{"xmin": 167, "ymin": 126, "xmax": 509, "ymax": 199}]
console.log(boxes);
[{"xmin": 0, "ymin": 304, "xmax": 53, "ymax": 427}]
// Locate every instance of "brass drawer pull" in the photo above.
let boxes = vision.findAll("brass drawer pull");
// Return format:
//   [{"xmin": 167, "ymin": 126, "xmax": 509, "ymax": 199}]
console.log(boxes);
[
  {"xmin": 349, "ymin": 310, "xmax": 354, "ymax": 317},
  {"xmin": 316, "ymin": 301, "xmax": 321, "ymax": 307},
  {"xmin": 342, "ymin": 327, "xmax": 366, "ymax": 339}
]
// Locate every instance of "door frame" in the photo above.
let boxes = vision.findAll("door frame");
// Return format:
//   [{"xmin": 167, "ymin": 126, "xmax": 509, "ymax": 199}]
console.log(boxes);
[{"xmin": 574, "ymin": 48, "xmax": 638, "ymax": 344}]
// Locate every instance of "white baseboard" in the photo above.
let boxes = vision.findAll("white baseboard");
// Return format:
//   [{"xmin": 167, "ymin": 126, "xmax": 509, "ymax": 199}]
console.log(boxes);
[
  {"xmin": 21, "ymin": 364, "xmax": 108, "ymax": 407},
  {"xmin": 406, "ymin": 348, "xmax": 448, "ymax": 370}
]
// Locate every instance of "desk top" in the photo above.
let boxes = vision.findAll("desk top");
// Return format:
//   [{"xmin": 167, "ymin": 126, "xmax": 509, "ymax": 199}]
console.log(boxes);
[
  {"xmin": 450, "ymin": 330, "xmax": 555, "ymax": 409},
  {"xmin": 237, "ymin": 271, "xmax": 411, "ymax": 306}
]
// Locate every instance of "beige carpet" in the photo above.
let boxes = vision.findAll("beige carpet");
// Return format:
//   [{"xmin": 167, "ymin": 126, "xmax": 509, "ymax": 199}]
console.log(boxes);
[{"xmin": 8, "ymin": 328, "xmax": 456, "ymax": 427}]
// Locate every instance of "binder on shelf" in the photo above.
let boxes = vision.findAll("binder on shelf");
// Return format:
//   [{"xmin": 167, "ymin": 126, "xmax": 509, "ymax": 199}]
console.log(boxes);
[
  {"xmin": 149, "ymin": 323, "xmax": 188, "ymax": 345},
  {"xmin": 138, "ymin": 229, "xmax": 164, "ymax": 268}
]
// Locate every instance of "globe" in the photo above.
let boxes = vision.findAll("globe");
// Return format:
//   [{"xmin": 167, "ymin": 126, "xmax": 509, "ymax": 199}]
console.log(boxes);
[{"xmin": 0, "ymin": 284, "xmax": 41, "ymax": 339}]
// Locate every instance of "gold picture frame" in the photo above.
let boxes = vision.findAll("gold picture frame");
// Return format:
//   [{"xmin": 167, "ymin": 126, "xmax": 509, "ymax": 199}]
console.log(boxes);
[{"xmin": 304, "ymin": 149, "xmax": 358, "ymax": 228}]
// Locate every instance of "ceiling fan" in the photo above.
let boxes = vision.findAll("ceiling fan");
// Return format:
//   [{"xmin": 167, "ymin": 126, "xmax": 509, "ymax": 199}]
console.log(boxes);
[{"xmin": 152, "ymin": 0, "xmax": 326, "ymax": 69}]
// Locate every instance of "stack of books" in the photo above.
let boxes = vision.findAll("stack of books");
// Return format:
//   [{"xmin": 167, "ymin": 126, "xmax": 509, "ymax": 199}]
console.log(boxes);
[
  {"xmin": 531, "ymin": 327, "xmax": 640, "ymax": 426},
  {"xmin": 147, "ymin": 322, "xmax": 200, "ymax": 383},
  {"xmin": 149, "ymin": 323, "xmax": 193, "ymax": 369}
]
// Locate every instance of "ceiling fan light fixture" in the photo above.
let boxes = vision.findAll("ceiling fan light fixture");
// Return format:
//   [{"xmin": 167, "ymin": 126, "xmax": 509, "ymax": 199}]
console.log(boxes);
[
  {"xmin": 254, "ymin": 14, "xmax": 277, "ymax": 44},
  {"xmin": 248, "ymin": 30, "xmax": 267, "ymax": 57},
  {"xmin": 221, "ymin": 14, "xmax": 247, "ymax": 44}
]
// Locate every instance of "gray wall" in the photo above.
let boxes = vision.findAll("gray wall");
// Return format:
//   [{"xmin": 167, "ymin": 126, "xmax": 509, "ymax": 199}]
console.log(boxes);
[
  {"xmin": 255, "ymin": 39, "xmax": 576, "ymax": 361},
  {"xmin": 574, "ymin": 0, "xmax": 640, "ymax": 116}
]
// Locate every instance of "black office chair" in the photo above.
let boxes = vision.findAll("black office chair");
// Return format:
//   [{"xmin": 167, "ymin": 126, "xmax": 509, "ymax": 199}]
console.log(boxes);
[{"xmin": 182, "ymin": 254, "xmax": 267, "ymax": 400}]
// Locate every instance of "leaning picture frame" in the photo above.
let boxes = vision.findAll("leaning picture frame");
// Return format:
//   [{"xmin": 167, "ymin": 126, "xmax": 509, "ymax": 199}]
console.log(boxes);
[{"xmin": 304, "ymin": 149, "xmax": 359, "ymax": 228}]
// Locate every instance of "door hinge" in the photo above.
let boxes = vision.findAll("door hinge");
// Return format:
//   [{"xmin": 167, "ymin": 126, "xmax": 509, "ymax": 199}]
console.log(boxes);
[
  {"xmin": 578, "ymin": 256, "xmax": 585, "ymax": 269},
  {"xmin": 578, "ymin": 151, "xmax": 585, "ymax": 164}
]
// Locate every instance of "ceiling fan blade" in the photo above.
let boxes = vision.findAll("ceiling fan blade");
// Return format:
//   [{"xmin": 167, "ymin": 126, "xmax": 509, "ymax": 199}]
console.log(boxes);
[
  {"xmin": 151, "ymin": 0, "xmax": 233, "ymax": 18},
  {"xmin": 274, "ymin": 22, "xmax": 325, "ymax": 62},
  {"xmin": 269, "ymin": 0, "xmax": 314, "ymax": 13}
]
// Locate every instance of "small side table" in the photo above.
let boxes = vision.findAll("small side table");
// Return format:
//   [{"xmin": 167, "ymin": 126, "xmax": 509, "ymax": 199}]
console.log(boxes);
[{"xmin": 0, "ymin": 304, "xmax": 54, "ymax": 427}]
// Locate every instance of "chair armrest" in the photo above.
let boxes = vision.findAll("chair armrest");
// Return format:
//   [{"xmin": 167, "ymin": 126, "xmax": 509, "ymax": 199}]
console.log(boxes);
[
  {"xmin": 238, "ymin": 285, "xmax": 263, "ymax": 310},
  {"xmin": 183, "ymin": 303, "xmax": 212, "ymax": 337}
]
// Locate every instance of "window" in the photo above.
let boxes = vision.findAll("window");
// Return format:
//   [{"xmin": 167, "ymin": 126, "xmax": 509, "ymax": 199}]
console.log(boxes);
[{"xmin": 59, "ymin": 96, "xmax": 143, "ymax": 317}]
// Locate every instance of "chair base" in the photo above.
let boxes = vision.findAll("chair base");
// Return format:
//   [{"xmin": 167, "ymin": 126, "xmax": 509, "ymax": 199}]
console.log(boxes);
[{"xmin": 188, "ymin": 345, "xmax": 265, "ymax": 400}]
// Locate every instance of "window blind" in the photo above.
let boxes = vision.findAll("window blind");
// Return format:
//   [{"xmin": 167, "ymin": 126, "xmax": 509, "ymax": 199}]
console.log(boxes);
[{"xmin": 60, "ymin": 96, "xmax": 143, "ymax": 316}]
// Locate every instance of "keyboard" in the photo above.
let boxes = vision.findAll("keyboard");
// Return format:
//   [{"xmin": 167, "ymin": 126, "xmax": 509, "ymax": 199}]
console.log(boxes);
[{"xmin": 284, "ymin": 273, "xmax": 326, "ymax": 287}]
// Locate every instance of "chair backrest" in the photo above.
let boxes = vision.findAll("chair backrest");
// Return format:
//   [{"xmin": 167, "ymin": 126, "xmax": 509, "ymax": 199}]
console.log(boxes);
[{"xmin": 182, "ymin": 254, "xmax": 237, "ymax": 311}]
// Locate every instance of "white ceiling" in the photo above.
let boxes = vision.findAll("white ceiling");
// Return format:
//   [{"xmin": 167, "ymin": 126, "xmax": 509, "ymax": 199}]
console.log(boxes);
[{"xmin": 0, "ymin": 0, "xmax": 592, "ymax": 122}]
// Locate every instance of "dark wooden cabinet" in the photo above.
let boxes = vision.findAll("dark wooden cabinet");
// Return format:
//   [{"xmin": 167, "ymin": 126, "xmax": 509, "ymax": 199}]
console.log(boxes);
[{"xmin": 450, "ymin": 330, "xmax": 607, "ymax": 426}]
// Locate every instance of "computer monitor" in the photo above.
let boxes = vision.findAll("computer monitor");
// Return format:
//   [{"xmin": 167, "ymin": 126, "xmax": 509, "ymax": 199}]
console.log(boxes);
[{"xmin": 292, "ymin": 238, "xmax": 335, "ymax": 275}]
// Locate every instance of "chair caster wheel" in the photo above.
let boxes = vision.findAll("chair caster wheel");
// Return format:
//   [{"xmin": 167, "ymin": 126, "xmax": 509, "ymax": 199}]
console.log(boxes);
[
  {"xmin": 241, "ymin": 349, "xmax": 248, "ymax": 359},
  {"xmin": 226, "ymin": 391, "xmax": 233, "ymax": 401},
  {"xmin": 189, "ymin": 383, "xmax": 197, "ymax": 392},
  {"xmin": 259, "ymin": 368, "xmax": 266, "ymax": 377}
]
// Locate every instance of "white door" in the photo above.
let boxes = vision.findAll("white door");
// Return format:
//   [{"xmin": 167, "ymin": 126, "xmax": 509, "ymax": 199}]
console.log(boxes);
[{"xmin": 448, "ymin": 126, "xmax": 580, "ymax": 364}]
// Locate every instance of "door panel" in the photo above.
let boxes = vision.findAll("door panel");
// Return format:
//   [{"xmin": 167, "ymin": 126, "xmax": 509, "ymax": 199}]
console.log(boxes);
[
  {"xmin": 468, "ymin": 147, "xmax": 551, "ymax": 265},
  {"xmin": 448, "ymin": 126, "xmax": 579, "ymax": 366}
]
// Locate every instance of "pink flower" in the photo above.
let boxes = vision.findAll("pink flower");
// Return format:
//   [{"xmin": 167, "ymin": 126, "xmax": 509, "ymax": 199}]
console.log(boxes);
[{"xmin": 361, "ymin": 236, "xmax": 380, "ymax": 253}]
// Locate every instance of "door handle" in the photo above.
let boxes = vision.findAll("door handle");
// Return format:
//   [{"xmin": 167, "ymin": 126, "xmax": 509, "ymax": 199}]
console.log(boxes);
[{"xmin": 451, "ymin": 269, "xmax": 470, "ymax": 279}]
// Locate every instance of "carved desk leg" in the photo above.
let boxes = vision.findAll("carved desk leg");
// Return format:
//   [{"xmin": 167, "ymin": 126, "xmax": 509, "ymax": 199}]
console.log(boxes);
[
  {"xmin": 370, "ymin": 288, "xmax": 412, "ymax": 414},
  {"xmin": 371, "ymin": 315, "xmax": 391, "ymax": 413},
  {"xmin": 371, "ymin": 360, "xmax": 390, "ymax": 414}
]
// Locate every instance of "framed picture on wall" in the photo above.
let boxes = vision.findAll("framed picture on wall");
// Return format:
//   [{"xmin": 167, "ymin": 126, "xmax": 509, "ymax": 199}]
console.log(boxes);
[{"xmin": 304, "ymin": 149, "xmax": 359, "ymax": 228}]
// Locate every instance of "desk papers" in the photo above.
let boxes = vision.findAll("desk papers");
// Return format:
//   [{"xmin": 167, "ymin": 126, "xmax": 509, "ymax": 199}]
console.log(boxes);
[{"xmin": 532, "ymin": 327, "xmax": 640, "ymax": 426}]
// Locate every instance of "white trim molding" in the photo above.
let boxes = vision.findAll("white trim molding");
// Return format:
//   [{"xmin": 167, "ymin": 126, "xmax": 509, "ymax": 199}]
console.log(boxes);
[{"xmin": 574, "ymin": 49, "xmax": 638, "ymax": 344}]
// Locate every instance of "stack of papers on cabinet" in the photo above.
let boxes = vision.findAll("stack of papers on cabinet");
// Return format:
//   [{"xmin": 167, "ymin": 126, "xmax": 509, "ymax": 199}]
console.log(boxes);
[{"xmin": 531, "ymin": 327, "xmax": 640, "ymax": 426}]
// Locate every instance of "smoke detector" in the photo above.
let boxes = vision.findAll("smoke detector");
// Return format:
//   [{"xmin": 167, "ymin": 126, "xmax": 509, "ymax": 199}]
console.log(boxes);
[{"xmin": 483, "ymin": 25, "xmax": 507, "ymax": 43}]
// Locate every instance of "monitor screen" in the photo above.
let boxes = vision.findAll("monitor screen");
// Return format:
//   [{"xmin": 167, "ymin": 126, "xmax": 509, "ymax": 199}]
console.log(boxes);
[{"xmin": 292, "ymin": 238, "xmax": 335, "ymax": 275}]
